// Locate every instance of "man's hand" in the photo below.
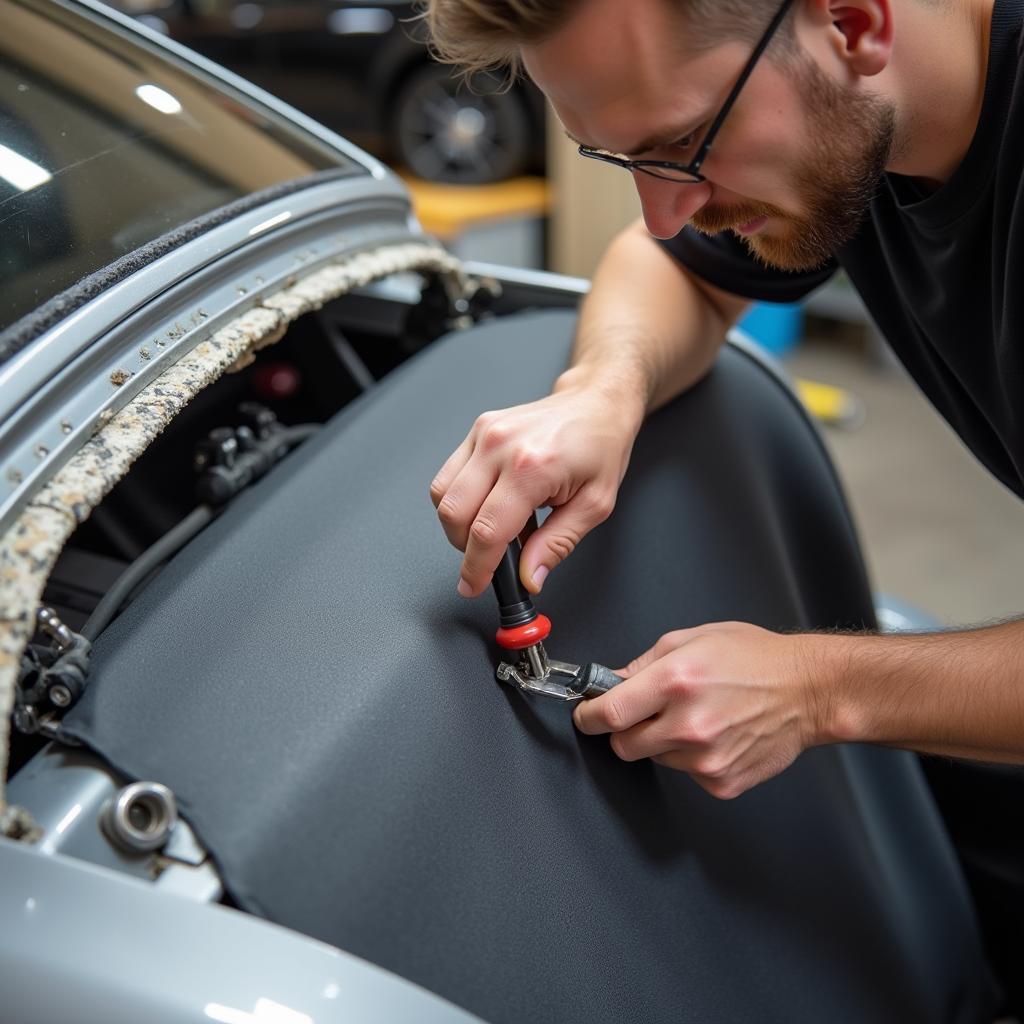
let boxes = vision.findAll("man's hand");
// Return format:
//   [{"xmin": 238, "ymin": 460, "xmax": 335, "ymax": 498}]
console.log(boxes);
[
  {"xmin": 429, "ymin": 376, "xmax": 643, "ymax": 597},
  {"xmin": 573, "ymin": 622, "xmax": 828, "ymax": 799}
]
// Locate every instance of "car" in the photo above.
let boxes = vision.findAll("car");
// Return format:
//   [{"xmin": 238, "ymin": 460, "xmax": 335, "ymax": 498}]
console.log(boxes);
[
  {"xmin": 0, "ymin": 1, "xmax": 1004, "ymax": 1021},
  {"xmin": 102, "ymin": 0, "xmax": 547, "ymax": 184}
]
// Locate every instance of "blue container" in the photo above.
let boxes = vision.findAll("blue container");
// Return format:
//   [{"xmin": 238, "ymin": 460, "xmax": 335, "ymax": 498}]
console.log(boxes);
[{"xmin": 738, "ymin": 302, "xmax": 803, "ymax": 357}]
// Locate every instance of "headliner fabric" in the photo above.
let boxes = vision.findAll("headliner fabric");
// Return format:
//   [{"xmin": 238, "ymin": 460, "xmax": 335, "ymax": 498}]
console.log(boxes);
[{"xmin": 64, "ymin": 312, "xmax": 996, "ymax": 1023}]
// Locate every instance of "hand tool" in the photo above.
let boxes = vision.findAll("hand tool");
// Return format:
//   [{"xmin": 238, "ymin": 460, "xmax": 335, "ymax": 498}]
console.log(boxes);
[{"xmin": 491, "ymin": 512, "xmax": 623, "ymax": 701}]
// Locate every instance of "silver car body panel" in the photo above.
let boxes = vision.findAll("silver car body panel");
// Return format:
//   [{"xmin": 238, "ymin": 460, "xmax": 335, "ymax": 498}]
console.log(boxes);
[
  {"xmin": 6, "ymin": 744, "xmax": 222, "ymax": 896},
  {"xmin": 459, "ymin": 261, "xmax": 590, "ymax": 298},
  {"xmin": 0, "ymin": 836, "xmax": 485, "ymax": 1023}
]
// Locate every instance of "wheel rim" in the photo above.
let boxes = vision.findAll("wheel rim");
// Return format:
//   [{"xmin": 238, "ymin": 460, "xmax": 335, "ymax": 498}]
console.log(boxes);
[{"xmin": 397, "ymin": 74, "xmax": 525, "ymax": 183}]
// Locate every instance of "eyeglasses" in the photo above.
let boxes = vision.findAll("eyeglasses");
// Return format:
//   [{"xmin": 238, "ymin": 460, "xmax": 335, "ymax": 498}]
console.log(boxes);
[{"xmin": 577, "ymin": 0, "xmax": 797, "ymax": 183}]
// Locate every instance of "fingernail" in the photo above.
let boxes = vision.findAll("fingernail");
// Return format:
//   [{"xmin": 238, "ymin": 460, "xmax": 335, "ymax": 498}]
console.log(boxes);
[
  {"xmin": 457, "ymin": 578, "xmax": 472, "ymax": 597},
  {"xmin": 532, "ymin": 566, "xmax": 549, "ymax": 589}
]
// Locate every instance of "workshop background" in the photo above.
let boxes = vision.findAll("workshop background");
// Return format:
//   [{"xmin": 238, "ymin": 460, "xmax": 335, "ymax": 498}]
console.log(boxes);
[{"xmin": 116, "ymin": 0, "xmax": 1024, "ymax": 629}]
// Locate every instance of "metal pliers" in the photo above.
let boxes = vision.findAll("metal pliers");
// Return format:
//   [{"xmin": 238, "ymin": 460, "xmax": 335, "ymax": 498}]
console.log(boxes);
[{"xmin": 491, "ymin": 513, "xmax": 622, "ymax": 702}]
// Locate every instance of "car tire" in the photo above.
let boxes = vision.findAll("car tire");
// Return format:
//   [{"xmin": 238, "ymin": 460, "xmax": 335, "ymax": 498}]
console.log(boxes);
[{"xmin": 391, "ymin": 65, "xmax": 532, "ymax": 184}]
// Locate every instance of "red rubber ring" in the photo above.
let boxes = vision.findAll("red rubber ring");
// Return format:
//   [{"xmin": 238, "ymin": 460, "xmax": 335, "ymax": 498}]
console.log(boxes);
[{"xmin": 495, "ymin": 614, "xmax": 552, "ymax": 650}]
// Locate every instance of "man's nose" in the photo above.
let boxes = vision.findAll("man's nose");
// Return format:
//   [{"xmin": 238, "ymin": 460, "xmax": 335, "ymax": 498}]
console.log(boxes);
[{"xmin": 633, "ymin": 172, "xmax": 712, "ymax": 239}]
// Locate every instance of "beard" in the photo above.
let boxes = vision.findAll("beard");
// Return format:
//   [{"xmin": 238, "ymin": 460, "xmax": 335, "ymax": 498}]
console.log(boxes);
[{"xmin": 690, "ymin": 56, "xmax": 895, "ymax": 271}]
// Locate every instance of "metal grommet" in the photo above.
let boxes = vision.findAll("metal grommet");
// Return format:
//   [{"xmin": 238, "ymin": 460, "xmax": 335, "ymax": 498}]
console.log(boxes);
[{"xmin": 103, "ymin": 782, "xmax": 178, "ymax": 853}]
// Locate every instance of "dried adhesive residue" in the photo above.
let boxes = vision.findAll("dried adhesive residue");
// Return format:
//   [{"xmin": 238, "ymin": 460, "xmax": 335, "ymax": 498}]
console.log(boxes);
[{"xmin": 0, "ymin": 241, "xmax": 466, "ymax": 826}]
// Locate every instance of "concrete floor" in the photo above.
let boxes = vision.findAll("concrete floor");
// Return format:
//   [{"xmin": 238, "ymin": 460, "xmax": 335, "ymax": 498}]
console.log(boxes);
[{"xmin": 784, "ymin": 328, "xmax": 1024, "ymax": 627}]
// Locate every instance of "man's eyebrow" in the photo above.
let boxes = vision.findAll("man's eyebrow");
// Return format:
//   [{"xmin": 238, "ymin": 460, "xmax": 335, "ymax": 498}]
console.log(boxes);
[{"xmin": 563, "ymin": 124, "xmax": 699, "ymax": 157}]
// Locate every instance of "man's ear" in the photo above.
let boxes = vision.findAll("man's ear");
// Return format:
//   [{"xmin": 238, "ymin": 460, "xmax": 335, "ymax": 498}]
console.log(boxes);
[{"xmin": 823, "ymin": 0, "xmax": 892, "ymax": 76}]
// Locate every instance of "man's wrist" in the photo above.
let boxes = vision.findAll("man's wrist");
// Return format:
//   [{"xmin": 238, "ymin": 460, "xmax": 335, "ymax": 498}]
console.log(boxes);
[
  {"xmin": 553, "ymin": 363, "xmax": 647, "ymax": 431},
  {"xmin": 805, "ymin": 631, "xmax": 937, "ymax": 748},
  {"xmin": 801, "ymin": 632, "xmax": 873, "ymax": 747}
]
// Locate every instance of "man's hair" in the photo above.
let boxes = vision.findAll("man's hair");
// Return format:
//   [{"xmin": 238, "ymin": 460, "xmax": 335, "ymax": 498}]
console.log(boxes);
[{"xmin": 422, "ymin": 0, "xmax": 797, "ymax": 80}]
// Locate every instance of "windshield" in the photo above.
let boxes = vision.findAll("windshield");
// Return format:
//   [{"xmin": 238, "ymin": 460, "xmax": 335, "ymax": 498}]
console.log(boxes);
[{"xmin": 0, "ymin": 0, "xmax": 362, "ymax": 334}]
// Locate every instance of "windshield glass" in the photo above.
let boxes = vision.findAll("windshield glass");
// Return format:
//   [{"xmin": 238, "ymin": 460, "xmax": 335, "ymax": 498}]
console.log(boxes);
[{"xmin": 0, "ymin": 0, "xmax": 362, "ymax": 334}]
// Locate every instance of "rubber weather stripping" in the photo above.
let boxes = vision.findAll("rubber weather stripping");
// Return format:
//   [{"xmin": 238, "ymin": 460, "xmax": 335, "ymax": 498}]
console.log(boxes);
[{"xmin": 0, "ymin": 241, "xmax": 468, "ymax": 836}]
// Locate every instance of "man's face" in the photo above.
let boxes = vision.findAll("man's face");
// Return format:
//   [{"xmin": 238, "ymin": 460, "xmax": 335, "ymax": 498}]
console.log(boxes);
[{"xmin": 522, "ymin": 0, "xmax": 895, "ymax": 271}]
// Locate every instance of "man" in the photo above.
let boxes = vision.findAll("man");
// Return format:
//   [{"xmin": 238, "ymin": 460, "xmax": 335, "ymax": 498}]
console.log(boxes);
[
  {"xmin": 425, "ymin": 0, "xmax": 1024, "ymax": 997},
  {"xmin": 427, "ymin": 0, "xmax": 1023, "ymax": 789}
]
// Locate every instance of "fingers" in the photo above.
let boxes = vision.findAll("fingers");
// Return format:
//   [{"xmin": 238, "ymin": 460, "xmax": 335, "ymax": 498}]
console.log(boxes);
[
  {"xmin": 571, "ymin": 622, "xmax": 802, "ymax": 802},
  {"xmin": 572, "ymin": 628, "xmax": 706, "ymax": 735},
  {"xmin": 433, "ymin": 458, "xmax": 500, "ymax": 556},
  {"xmin": 429, "ymin": 435, "xmax": 473, "ymax": 512},
  {"xmin": 429, "ymin": 396, "xmax": 632, "ymax": 597},
  {"xmin": 574, "ymin": 678, "xmax": 745, "ymax": 793},
  {"xmin": 572, "ymin": 672, "xmax": 666, "ymax": 737},
  {"xmin": 430, "ymin": 412, "xmax": 542, "ymax": 592},
  {"xmin": 458, "ymin": 497, "xmax": 538, "ymax": 597},
  {"xmin": 518, "ymin": 488, "xmax": 615, "ymax": 593}
]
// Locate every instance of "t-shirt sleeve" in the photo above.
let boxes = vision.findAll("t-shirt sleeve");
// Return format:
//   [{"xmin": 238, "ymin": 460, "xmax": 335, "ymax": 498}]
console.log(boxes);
[{"xmin": 657, "ymin": 226, "xmax": 837, "ymax": 303}]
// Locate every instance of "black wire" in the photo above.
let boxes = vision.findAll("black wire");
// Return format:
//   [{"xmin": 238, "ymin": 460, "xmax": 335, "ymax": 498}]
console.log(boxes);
[
  {"xmin": 279, "ymin": 424, "xmax": 320, "ymax": 445},
  {"xmin": 79, "ymin": 424, "xmax": 320, "ymax": 643},
  {"xmin": 81, "ymin": 505, "xmax": 215, "ymax": 642}
]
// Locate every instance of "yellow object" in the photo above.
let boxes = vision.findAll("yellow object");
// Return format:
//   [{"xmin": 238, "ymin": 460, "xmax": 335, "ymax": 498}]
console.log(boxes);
[
  {"xmin": 401, "ymin": 174, "xmax": 551, "ymax": 239},
  {"xmin": 794, "ymin": 378, "xmax": 865, "ymax": 429}
]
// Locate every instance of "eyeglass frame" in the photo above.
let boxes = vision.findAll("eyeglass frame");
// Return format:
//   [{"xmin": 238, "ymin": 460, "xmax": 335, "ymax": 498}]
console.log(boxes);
[{"xmin": 577, "ymin": 0, "xmax": 798, "ymax": 183}]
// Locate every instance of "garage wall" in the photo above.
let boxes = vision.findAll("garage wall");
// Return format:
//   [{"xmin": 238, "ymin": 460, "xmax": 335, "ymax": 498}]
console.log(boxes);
[{"xmin": 546, "ymin": 108, "xmax": 641, "ymax": 279}]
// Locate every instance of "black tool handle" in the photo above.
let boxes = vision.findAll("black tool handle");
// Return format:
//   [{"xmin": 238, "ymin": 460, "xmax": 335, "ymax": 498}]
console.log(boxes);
[
  {"xmin": 575, "ymin": 663, "xmax": 624, "ymax": 698},
  {"xmin": 491, "ymin": 513, "xmax": 539, "ymax": 628}
]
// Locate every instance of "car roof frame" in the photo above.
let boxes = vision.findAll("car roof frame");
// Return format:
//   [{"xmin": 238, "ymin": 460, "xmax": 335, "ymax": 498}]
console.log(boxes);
[{"xmin": 0, "ymin": 173, "xmax": 427, "ymax": 539}]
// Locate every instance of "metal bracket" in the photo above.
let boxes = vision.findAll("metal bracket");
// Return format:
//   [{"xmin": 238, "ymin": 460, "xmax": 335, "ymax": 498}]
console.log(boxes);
[
  {"xmin": 497, "ymin": 645, "xmax": 624, "ymax": 702},
  {"xmin": 497, "ymin": 654, "xmax": 591, "ymax": 702},
  {"xmin": 14, "ymin": 607, "xmax": 91, "ymax": 738}
]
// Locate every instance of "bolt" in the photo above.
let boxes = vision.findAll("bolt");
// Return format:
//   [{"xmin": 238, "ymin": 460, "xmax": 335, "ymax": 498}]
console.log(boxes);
[
  {"xmin": 13, "ymin": 706, "xmax": 39, "ymax": 734},
  {"xmin": 49, "ymin": 685, "xmax": 72, "ymax": 708},
  {"xmin": 60, "ymin": 421, "xmax": 72, "ymax": 434}
]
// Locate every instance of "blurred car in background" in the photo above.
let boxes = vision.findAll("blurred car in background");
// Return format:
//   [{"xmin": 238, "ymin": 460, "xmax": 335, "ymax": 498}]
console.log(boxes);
[{"xmin": 106, "ymin": 0, "xmax": 547, "ymax": 183}]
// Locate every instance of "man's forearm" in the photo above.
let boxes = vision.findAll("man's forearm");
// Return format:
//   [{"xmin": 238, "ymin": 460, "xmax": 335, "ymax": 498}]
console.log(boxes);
[
  {"xmin": 554, "ymin": 221, "xmax": 748, "ymax": 421},
  {"xmin": 821, "ymin": 620, "xmax": 1024, "ymax": 762}
]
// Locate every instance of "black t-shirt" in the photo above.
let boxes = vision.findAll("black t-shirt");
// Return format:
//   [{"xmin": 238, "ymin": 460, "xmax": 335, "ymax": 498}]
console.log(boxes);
[{"xmin": 659, "ymin": 0, "xmax": 1024, "ymax": 498}]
